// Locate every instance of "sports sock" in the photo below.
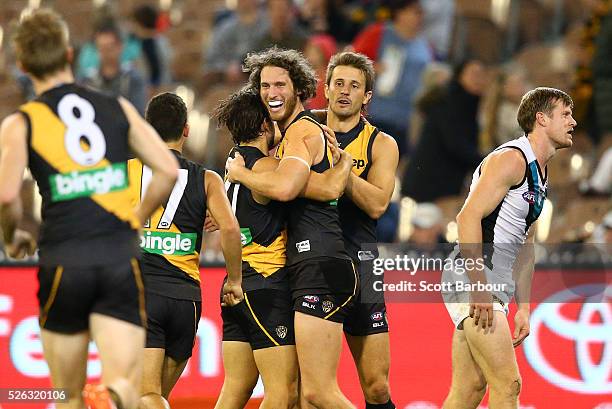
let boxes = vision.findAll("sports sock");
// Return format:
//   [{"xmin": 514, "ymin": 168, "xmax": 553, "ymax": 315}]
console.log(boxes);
[{"xmin": 366, "ymin": 399, "xmax": 395, "ymax": 409}]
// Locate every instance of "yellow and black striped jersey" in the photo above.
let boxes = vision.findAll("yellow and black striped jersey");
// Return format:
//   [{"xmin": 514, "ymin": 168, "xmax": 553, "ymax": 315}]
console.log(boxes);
[
  {"xmin": 128, "ymin": 150, "xmax": 206, "ymax": 301},
  {"xmin": 19, "ymin": 83, "xmax": 139, "ymax": 266},
  {"xmin": 275, "ymin": 110, "xmax": 349, "ymax": 265},
  {"xmin": 225, "ymin": 146, "xmax": 287, "ymax": 291},
  {"xmin": 336, "ymin": 118, "xmax": 380, "ymax": 262}
]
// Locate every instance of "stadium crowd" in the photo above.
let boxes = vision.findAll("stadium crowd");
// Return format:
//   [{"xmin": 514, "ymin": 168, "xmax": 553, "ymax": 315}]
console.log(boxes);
[{"xmin": 0, "ymin": 0, "xmax": 610, "ymax": 262}]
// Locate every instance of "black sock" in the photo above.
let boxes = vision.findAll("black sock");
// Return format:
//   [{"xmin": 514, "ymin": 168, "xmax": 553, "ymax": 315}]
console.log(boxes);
[
  {"xmin": 366, "ymin": 399, "xmax": 395, "ymax": 409},
  {"xmin": 107, "ymin": 387, "xmax": 124, "ymax": 409}
]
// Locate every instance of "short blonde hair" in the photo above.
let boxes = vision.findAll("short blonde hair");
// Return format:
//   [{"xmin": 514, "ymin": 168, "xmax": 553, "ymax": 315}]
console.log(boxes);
[{"xmin": 13, "ymin": 8, "xmax": 70, "ymax": 80}]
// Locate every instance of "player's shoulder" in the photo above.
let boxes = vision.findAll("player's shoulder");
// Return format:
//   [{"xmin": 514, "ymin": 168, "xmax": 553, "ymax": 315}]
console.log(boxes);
[
  {"xmin": 286, "ymin": 114, "xmax": 322, "ymax": 140},
  {"xmin": 482, "ymin": 148, "xmax": 526, "ymax": 185}
]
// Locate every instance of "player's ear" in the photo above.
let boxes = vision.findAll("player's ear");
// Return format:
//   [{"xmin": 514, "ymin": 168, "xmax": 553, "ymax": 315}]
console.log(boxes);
[
  {"xmin": 66, "ymin": 46, "xmax": 74, "ymax": 65},
  {"xmin": 324, "ymin": 83, "xmax": 330, "ymax": 100},
  {"xmin": 183, "ymin": 123, "xmax": 190, "ymax": 138},
  {"xmin": 535, "ymin": 111, "xmax": 547, "ymax": 128},
  {"xmin": 363, "ymin": 90, "xmax": 373, "ymax": 105}
]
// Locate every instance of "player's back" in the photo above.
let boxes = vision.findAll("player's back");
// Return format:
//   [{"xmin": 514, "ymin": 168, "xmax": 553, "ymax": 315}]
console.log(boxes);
[
  {"xmin": 275, "ymin": 111, "xmax": 349, "ymax": 265},
  {"xmin": 226, "ymin": 145, "xmax": 287, "ymax": 290},
  {"xmin": 128, "ymin": 151, "xmax": 206, "ymax": 301},
  {"xmin": 19, "ymin": 83, "xmax": 139, "ymax": 266}
]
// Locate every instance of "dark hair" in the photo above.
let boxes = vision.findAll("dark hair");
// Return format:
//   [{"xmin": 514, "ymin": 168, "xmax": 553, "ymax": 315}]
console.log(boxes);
[
  {"xmin": 244, "ymin": 47, "xmax": 317, "ymax": 102},
  {"xmin": 213, "ymin": 87, "xmax": 272, "ymax": 145},
  {"xmin": 133, "ymin": 5, "xmax": 158, "ymax": 30},
  {"xmin": 94, "ymin": 21, "xmax": 122, "ymax": 43},
  {"xmin": 517, "ymin": 87, "xmax": 574, "ymax": 134},
  {"xmin": 326, "ymin": 51, "xmax": 375, "ymax": 93},
  {"xmin": 145, "ymin": 93, "xmax": 188, "ymax": 142},
  {"xmin": 12, "ymin": 8, "xmax": 70, "ymax": 80},
  {"xmin": 388, "ymin": 0, "xmax": 421, "ymax": 19}
]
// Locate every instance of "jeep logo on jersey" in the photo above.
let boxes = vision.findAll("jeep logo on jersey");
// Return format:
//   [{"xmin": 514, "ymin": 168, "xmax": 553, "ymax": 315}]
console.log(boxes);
[
  {"xmin": 371, "ymin": 312, "xmax": 384, "ymax": 322},
  {"xmin": 275, "ymin": 325, "xmax": 288, "ymax": 339},
  {"xmin": 50, "ymin": 162, "xmax": 128, "ymax": 202},
  {"xmin": 140, "ymin": 231, "xmax": 197, "ymax": 255},
  {"xmin": 304, "ymin": 295, "xmax": 319, "ymax": 303},
  {"xmin": 522, "ymin": 191, "xmax": 536, "ymax": 204},
  {"xmin": 353, "ymin": 158, "xmax": 366, "ymax": 169}
]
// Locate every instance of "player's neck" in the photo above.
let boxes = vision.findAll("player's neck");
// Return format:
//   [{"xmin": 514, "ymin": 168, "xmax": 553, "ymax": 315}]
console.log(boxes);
[
  {"xmin": 527, "ymin": 132, "xmax": 556, "ymax": 167},
  {"xmin": 32, "ymin": 68, "xmax": 74, "ymax": 96},
  {"xmin": 241, "ymin": 137, "xmax": 268, "ymax": 154},
  {"xmin": 277, "ymin": 101, "xmax": 305, "ymax": 132},
  {"xmin": 166, "ymin": 139, "xmax": 184, "ymax": 153},
  {"xmin": 326, "ymin": 111, "xmax": 360, "ymax": 133}
]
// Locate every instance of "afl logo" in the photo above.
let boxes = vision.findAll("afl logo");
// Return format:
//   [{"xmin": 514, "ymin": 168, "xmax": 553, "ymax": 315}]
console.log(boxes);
[
  {"xmin": 371, "ymin": 312, "xmax": 384, "ymax": 322},
  {"xmin": 522, "ymin": 191, "xmax": 536, "ymax": 204}
]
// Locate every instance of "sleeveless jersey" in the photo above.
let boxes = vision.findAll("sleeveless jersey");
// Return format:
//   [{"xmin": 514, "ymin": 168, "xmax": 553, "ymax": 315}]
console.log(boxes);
[
  {"xmin": 336, "ymin": 118, "xmax": 380, "ymax": 263},
  {"xmin": 19, "ymin": 83, "xmax": 139, "ymax": 266},
  {"xmin": 225, "ymin": 146, "xmax": 288, "ymax": 291},
  {"xmin": 128, "ymin": 150, "xmax": 206, "ymax": 301},
  {"xmin": 472, "ymin": 135, "xmax": 548, "ymax": 245},
  {"xmin": 274, "ymin": 111, "xmax": 349, "ymax": 265}
]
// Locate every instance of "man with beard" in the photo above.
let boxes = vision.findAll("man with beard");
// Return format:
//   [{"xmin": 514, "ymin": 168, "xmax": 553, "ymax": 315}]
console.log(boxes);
[{"xmin": 226, "ymin": 47, "xmax": 356, "ymax": 408}]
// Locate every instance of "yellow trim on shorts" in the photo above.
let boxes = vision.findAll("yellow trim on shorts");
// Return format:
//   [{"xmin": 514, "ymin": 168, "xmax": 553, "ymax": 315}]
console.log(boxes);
[
  {"xmin": 40, "ymin": 266, "xmax": 63, "ymax": 328},
  {"xmin": 191, "ymin": 301, "xmax": 198, "ymax": 348},
  {"xmin": 324, "ymin": 261, "xmax": 359, "ymax": 320},
  {"xmin": 244, "ymin": 293, "xmax": 280, "ymax": 347},
  {"xmin": 131, "ymin": 258, "xmax": 147, "ymax": 327}
]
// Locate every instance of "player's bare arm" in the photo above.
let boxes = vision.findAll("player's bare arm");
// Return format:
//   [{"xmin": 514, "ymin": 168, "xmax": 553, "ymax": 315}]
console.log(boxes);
[
  {"xmin": 512, "ymin": 225, "xmax": 535, "ymax": 347},
  {"xmin": 205, "ymin": 170, "xmax": 243, "ymax": 305},
  {"xmin": 0, "ymin": 113, "xmax": 36, "ymax": 258},
  {"xmin": 456, "ymin": 148, "xmax": 525, "ymax": 328},
  {"xmin": 345, "ymin": 132, "xmax": 398, "ymax": 219},
  {"xmin": 301, "ymin": 148, "xmax": 353, "ymax": 201},
  {"xmin": 227, "ymin": 121, "xmax": 321, "ymax": 201},
  {"xmin": 120, "ymin": 97, "xmax": 178, "ymax": 225}
]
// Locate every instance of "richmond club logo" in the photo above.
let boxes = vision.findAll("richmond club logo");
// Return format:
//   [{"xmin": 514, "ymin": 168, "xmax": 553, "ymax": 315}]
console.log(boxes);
[
  {"xmin": 523, "ymin": 284, "xmax": 612, "ymax": 394},
  {"xmin": 275, "ymin": 325, "xmax": 288, "ymax": 339},
  {"xmin": 322, "ymin": 300, "xmax": 334, "ymax": 314}
]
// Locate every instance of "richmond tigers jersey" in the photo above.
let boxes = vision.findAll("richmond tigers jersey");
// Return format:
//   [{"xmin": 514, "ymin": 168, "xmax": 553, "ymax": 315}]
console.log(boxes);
[
  {"xmin": 226, "ymin": 146, "xmax": 288, "ymax": 291},
  {"xmin": 275, "ymin": 110, "xmax": 349, "ymax": 265},
  {"xmin": 128, "ymin": 150, "xmax": 206, "ymax": 301},
  {"xmin": 19, "ymin": 83, "xmax": 139, "ymax": 266},
  {"xmin": 336, "ymin": 118, "xmax": 380, "ymax": 262}
]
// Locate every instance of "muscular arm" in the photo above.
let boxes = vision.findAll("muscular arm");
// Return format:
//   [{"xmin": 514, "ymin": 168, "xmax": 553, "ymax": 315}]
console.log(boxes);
[
  {"xmin": 205, "ymin": 170, "xmax": 242, "ymax": 284},
  {"xmin": 0, "ymin": 114, "xmax": 28, "ymax": 243},
  {"xmin": 230, "ymin": 121, "xmax": 323, "ymax": 202},
  {"xmin": 120, "ymin": 98, "xmax": 178, "ymax": 225},
  {"xmin": 345, "ymin": 132, "xmax": 398, "ymax": 219},
  {"xmin": 301, "ymin": 150, "xmax": 352, "ymax": 201}
]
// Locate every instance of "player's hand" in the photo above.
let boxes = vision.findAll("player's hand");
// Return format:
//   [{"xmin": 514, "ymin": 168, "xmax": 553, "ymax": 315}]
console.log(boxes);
[
  {"xmin": 204, "ymin": 210, "xmax": 219, "ymax": 232},
  {"xmin": 226, "ymin": 152, "xmax": 246, "ymax": 183},
  {"xmin": 469, "ymin": 291, "xmax": 493, "ymax": 328},
  {"xmin": 5, "ymin": 229, "xmax": 36, "ymax": 260},
  {"xmin": 321, "ymin": 125, "xmax": 340, "ymax": 165},
  {"xmin": 221, "ymin": 279, "xmax": 244, "ymax": 307},
  {"xmin": 512, "ymin": 308, "xmax": 530, "ymax": 347}
]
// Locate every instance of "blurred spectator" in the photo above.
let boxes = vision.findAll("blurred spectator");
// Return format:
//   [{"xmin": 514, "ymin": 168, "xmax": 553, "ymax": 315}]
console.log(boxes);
[
  {"xmin": 408, "ymin": 202, "xmax": 446, "ymax": 245},
  {"xmin": 81, "ymin": 23, "xmax": 146, "ymax": 114},
  {"xmin": 580, "ymin": 147, "xmax": 612, "ymax": 195},
  {"xmin": 304, "ymin": 34, "xmax": 337, "ymax": 109},
  {"xmin": 203, "ymin": 0, "xmax": 268, "ymax": 86},
  {"xmin": 130, "ymin": 5, "xmax": 172, "ymax": 89},
  {"xmin": 401, "ymin": 59, "xmax": 488, "ymax": 202},
  {"xmin": 421, "ymin": 0, "xmax": 454, "ymax": 60},
  {"xmin": 588, "ymin": 210, "xmax": 612, "ymax": 243},
  {"xmin": 297, "ymin": 0, "xmax": 357, "ymax": 43},
  {"xmin": 254, "ymin": 0, "xmax": 309, "ymax": 51},
  {"xmin": 480, "ymin": 64, "xmax": 531, "ymax": 150},
  {"xmin": 76, "ymin": 10, "xmax": 141, "ymax": 80},
  {"xmin": 592, "ymin": 1, "xmax": 612, "ymax": 144},
  {"xmin": 352, "ymin": 0, "xmax": 433, "ymax": 158}
]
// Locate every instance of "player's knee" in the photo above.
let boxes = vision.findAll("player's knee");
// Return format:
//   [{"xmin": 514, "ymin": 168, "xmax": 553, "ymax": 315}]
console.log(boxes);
[
  {"xmin": 139, "ymin": 392, "xmax": 170, "ymax": 409},
  {"xmin": 491, "ymin": 375, "xmax": 521, "ymax": 398},
  {"xmin": 364, "ymin": 379, "xmax": 390, "ymax": 404},
  {"xmin": 302, "ymin": 386, "xmax": 331, "ymax": 408},
  {"xmin": 510, "ymin": 377, "xmax": 522, "ymax": 397}
]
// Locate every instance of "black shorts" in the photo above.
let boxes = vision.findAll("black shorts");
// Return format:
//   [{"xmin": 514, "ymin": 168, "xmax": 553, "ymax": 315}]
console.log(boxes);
[
  {"xmin": 145, "ymin": 292, "xmax": 202, "ymax": 361},
  {"xmin": 344, "ymin": 259, "xmax": 389, "ymax": 336},
  {"xmin": 37, "ymin": 258, "xmax": 145, "ymax": 333},
  {"xmin": 222, "ymin": 288, "xmax": 295, "ymax": 350},
  {"xmin": 288, "ymin": 257, "xmax": 358, "ymax": 323}
]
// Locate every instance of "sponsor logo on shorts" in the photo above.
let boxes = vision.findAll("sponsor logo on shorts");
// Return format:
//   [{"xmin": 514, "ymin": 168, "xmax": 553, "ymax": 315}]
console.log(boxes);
[
  {"xmin": 522, "ymin": 191, "xmax": 536, "ymax": 204},
  {"xmin": 371, "ymin": 312, "xmax": 384, "ymax": 322},
  {"xmin": 358, "ymin": 250, "xmax": 376, "ymax": 261},
  {"xmin": 304, "ymin": 295, "xmax": 319, "ymax": 303},
  {"xmin": 322, "ymin": 300, "xmax": 334, "ymax": 314},
  {"xmin": 50, "ymin": 162, "xmax": 128, "ymax": 202},
  {"xmin": 140, "ymin": 231, "xmax": 197, "ymax": 255},
  {"xmin": 301, "ymin": 302, "xmax": 316, "ymax": 310},
  {"xmin": 296, "ymin": 240, "xmax": 311, "ymax": 253},
  {"xmin": 275, "ymin": 325, "xmax": 288, "ymax": 339}
]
